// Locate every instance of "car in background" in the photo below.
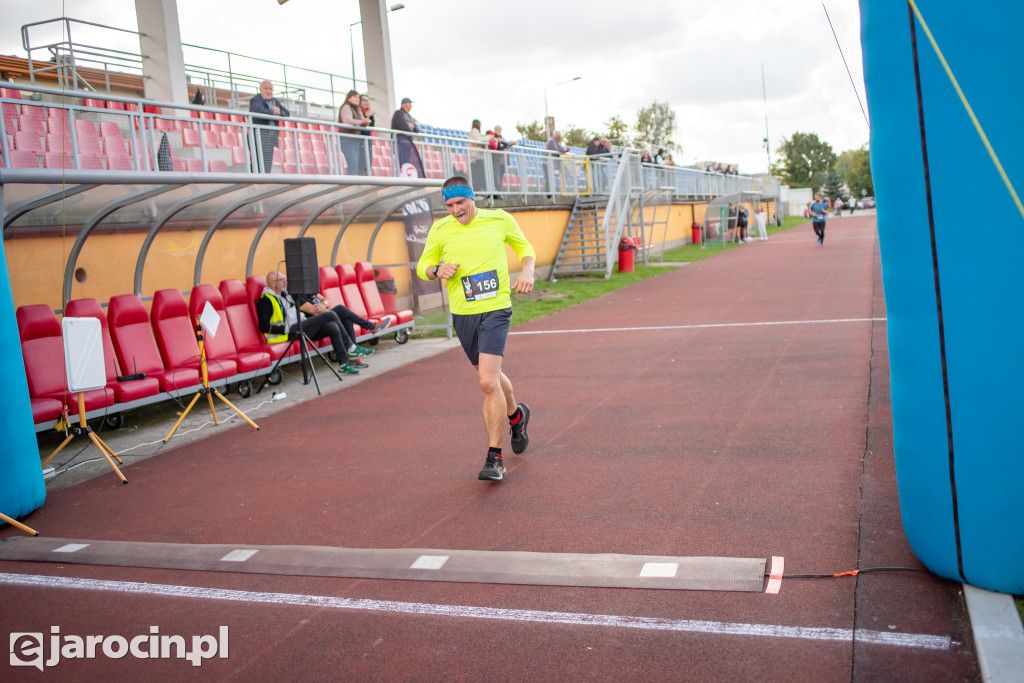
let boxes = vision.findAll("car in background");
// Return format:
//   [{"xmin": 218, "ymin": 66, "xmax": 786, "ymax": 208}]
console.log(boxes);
[{"xmin": 860, "ymin": 196, "xmax": 876, "ymax": 209}]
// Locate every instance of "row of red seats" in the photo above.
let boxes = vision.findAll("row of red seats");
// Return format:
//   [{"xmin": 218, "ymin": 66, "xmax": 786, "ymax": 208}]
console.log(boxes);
[{"xmin": 17, "ymin": 262, "xmax": 412, "ymax": 431}]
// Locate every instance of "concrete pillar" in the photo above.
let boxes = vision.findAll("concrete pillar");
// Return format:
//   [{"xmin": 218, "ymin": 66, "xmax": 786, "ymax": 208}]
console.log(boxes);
[
  {"xmin": 359, "ymin": 0, "xmax": 397, "ymax": 118},
  {"xmin": 134, "ymin": 0, "xmax": 189, "ymax": 104}
]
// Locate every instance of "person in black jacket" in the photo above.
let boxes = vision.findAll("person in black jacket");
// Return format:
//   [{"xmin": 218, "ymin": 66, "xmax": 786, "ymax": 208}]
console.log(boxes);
[{"xmin": 249, "ymin": 80, "xmax": 290, "ymax": 173}]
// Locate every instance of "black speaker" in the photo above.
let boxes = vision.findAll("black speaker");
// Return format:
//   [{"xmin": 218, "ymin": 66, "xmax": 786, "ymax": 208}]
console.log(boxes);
[{"xmin": 283, "ymin": 237, "xmax": 320, "ymax": 296}]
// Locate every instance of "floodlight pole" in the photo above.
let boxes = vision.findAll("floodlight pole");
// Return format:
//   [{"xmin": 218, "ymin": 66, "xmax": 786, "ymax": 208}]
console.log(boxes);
[
  {"xmin": 351, "ymin": 3, "xmax": 406, "ymax": 90},
  {"xmin": 543, "ymin": 76, "xmax": 582, "ymax": 140}
]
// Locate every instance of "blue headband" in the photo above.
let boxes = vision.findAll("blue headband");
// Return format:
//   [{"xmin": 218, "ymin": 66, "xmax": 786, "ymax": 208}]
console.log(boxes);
[{"xmin": 442, "ymin": 185, "xmax": 475, "ymax": 201}]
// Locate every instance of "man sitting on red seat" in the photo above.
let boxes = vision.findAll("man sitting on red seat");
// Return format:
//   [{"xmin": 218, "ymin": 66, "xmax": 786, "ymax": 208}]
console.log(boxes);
[{"xmin": 255, "ymin": 270, "xmax": 370, "ymax": 375}]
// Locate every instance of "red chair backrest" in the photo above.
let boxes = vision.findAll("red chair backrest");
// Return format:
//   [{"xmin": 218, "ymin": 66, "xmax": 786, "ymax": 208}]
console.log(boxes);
[
  {"xmin": 336, "ymin": 264, "xmax": 370, "ymax": 318},
  {"xmin": 318, "ymin": 266, "xmax": 344, "ymax": 306},
  {"xmin": 151, "ymin": 289, "xmax": 201, "ymax": 368},
  {"xmin": 64, "ymin": 298, "xmax": 120, "ymax": 382},
  {"xmin": 354, "ymin": 261, "xmax": 386, "ymax": 318},
  {"xmin": 188, "ymin": 284, "xmax": 240, "ymax": 360},
  {"xmin": 246, "ymin": 276, "xmax": 268, "ymax": 332},
  {"xmin": 219, "ymin": 279, "xmax": 264, "ymax": 351},
  {"xmin": 16, "ymin": 304, "xmax": 66, "ymax": 398},
  {"xmin": 107, "ymin": 294, "xmax": 167, "ymax": 375}
]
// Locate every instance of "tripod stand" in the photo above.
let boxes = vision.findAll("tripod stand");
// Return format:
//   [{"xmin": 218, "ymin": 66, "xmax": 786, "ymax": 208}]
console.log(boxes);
[
  {"xmin": 43, "ymin": 393, "xmax": 128, "ymax": 484},
  {"xmin": 164, "ymin": 317, "xmax": 260, "ymax": 442},
  {"xmin": 257, "ymin": 316, "xmax": 345, "ymax": 396}
]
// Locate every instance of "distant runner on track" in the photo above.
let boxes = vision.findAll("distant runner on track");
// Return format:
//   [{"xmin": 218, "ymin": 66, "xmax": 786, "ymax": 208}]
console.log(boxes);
[{"xmin": 417, "ymin": 176, "xmax": 536, "ymax": 481}]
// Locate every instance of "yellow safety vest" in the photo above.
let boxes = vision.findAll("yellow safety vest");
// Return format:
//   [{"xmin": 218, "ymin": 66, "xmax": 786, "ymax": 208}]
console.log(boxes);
[{"xmin": 262, "ymin": 291, "xmax": 290, "ymax": 344}]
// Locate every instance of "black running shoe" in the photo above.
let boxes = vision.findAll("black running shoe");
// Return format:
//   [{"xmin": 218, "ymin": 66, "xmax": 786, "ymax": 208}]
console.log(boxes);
[
  {"xmin": 478, "ymin": 454, "xmax": 506, "ymax": 481},
  {"xmin": 509, "ymin": 402, "xmax": 530, "ymax": 454}
]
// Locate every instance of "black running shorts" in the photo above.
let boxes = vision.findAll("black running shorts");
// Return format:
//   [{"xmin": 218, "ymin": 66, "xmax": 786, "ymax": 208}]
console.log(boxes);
[{"xmin": 451, "ymin": 308, "xmax": 512, "ymax": 366}]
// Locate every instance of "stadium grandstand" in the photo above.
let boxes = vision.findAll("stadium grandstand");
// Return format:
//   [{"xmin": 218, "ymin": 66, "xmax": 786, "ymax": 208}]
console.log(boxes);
[{"xmin": 1, "ymin": 7, "xmax": 780, "ymax": 434}]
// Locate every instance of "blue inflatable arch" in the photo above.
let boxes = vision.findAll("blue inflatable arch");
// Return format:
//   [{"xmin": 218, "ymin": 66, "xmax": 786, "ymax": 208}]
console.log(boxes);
[
  {"xmin": 1, "ymin": 234, "xmax": 46, "ymax": 523},
  {"xmin": 861, "ymin": 0, "xmax": 1023, "ymax": 593}
]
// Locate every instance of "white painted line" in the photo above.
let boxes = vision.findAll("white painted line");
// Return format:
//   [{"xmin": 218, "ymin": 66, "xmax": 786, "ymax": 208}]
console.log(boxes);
[
  {"xmin": 0, "ymin": 572, "xmax": 953, "ymax": 651},
  {"xmin": 220, "ymin": 549, "xmax": 259, "ymax": 562},
  {"xmin": 963, "ymin": 584, "xmax": 1024, "ymax": 682},
  {"xmin": 765, "ymin": 556, "xmax": 784, "ymax": 594},
  {"xmin": 639, "ymin": 562, "xmax": 678, "ymax": 578},
  {"xmin": 52, "ymin": 543, "xmax": 90, "ymax": 553},
  {"xmin": 411, "ymin": 555, "xmax": 449, "ymax": 570},
  {"xmin": 510, "ymin": 318, "xmax": 887, "ymax": 336}
]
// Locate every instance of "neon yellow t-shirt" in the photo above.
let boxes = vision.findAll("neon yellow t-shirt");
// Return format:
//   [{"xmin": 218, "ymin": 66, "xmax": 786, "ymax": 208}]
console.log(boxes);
[{"xmin": 417, "ymin": 208, "xmax": 536, "ymax": 315}]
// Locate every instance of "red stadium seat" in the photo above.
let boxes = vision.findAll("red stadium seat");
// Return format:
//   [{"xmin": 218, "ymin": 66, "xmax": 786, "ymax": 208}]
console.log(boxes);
[
  {"xmin": 17, "ymin": 115, "xmax": 45, "ymax": 136},
  {"xmin": 188, "ymin": 285, "xmax": 270, "ymax": 374},
  {"xmin": 220, "ymin": 279, "xmax": 294, "ymax": 360},
  {"xmin": 13, "ymin": 130, "xmax": 43, "ymax": 155},
  {"xmin": 354, "ymin": 261, "xmax": 413, "ymax": 325},
  {"xmin": 107, "ymin": 294, "xmax": 201, "ymax": 392},
  {"xmin": 105, "ymin": 155, "xmax": 134, "ymax": 171},
  {"xmin": 151, "ymin": 289, "xmax": 238, "ymax": 381},
  {"xmin": 16, "ymin": 304, "xmax": 114, "ymax": 416},
  {"xmin": 9, "ymin": 150, "xmax": 40, "ymax": 168},
  {"xmin": 335, "ymin": 263, "xmax": 373, "ymax": 334},
  {"xmin": 64, "ymin": 298, "xmax": 161, "ymax": 403},
  {"xmin": 44, "ymin": 152, "xmax": 74, "ymax": 169}
]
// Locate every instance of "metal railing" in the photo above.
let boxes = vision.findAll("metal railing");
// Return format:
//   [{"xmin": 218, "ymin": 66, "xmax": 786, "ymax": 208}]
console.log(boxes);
[
  {"xmin": 20, "ymin": 17, "xmax": 359, "ymax": 112},
  {"xmin": 1, "ymin": 82, "xmax": 778, "ymax": 202}
]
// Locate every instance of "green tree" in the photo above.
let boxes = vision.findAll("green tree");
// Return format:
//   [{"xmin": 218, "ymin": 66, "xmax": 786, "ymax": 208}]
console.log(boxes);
[
  {"xmin": 604, "ymin": 115, "xmax": 630, "ymax": 144},
  {"xmin": 562, "ymin": 126, "xmax": 591, "ymax": 149},
  {"xmin": 634, "ymin": 101, "xmax": 677, "ymax": 152},
  {"xmin": 838, "ymin": 146, "xmax": 873, "ymax": 197},
  {"xmin": 516, "ymin": 120, "xmax": 546, "ymax": 142},
  {"xmin": 775, "ymin": 132, "xmax": 836, "ymax": 189},
  {"xmin": 821, "ymin": 169, "xmax": 844, "ymax": 200}
]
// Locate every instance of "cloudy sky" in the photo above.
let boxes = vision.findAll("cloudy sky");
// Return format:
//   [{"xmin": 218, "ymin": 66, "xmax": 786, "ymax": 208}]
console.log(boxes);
[{"xmin": 2, "ymin": 0, "xmax": 869, "ymax": 173}]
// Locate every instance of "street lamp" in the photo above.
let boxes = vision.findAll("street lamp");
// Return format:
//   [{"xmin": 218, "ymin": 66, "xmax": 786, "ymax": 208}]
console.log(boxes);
[
  {"xmin": 350, "ymin": 3, "xmax": 406, "ymax": 90},
  {"xmin": 543, "ymin": 76, "xmax": 582, "ymax": 140}
]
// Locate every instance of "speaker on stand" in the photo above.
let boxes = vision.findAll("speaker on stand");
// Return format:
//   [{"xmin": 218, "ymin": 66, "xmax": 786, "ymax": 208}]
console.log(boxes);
[{"xmin": 260, "ymin": 237, "xmax": 343, "ymax": 395}]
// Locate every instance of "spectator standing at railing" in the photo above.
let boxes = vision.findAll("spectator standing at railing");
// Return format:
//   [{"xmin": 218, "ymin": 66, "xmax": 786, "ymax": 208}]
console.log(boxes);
[
  {"xmin": 468, "ymin": 119, "xmax": 487, "ymax": 190},
  {"xmin": 339, "ymin": 89, "xmax": 371, "ymax": 175},
  {"xmin": 249, "ymin": 80, "xmax": 290, "ymax": 173},
  {"xmin": 391, "ymin": 97, "xmax": 423, "ymax": 176},
  {"xmin": 360, "ymin": 94, "xmax": 375, "ymax": 171},
  {"xmin": 489, "ymin": 125, "xmax": 515, "ymax": 193},
  {"xmin": 545, "ymin": 131, "xmax": 569, "ymax": 194},
  {"xmin": 640, "ymin": 148, "xmax": 653, "ymax": 164}
]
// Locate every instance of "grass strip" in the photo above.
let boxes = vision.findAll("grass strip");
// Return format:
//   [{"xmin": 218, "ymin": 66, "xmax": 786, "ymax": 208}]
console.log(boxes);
[{"xmin": 412, "ymin": 215, "xmax": 806, "ymax": 335}]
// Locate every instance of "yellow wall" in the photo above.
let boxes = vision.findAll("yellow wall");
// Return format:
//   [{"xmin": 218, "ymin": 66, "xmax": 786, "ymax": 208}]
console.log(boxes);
[{"xmin": 4, "ymin": 200, "xmax": 774, "ymax": 311}]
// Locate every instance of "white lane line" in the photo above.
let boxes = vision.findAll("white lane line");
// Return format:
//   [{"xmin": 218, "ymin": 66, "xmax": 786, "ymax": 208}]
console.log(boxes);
[
  {"xmin": 410, "ymin": 555, "xmax": 449, "ymax": 570},
  {"xmin": 509, "ymin": 318, "xmax": 887, "ymax": 336},
  {"xmin": 639, "ymin": 562, "xmax": 679, "ymax": 578},
  {"xmin": 52, "ymin": 544, "xmax": 90, "ymax": 553},
  {"xmin": 220, "ymin": 549, "xmax": 259, "ymax": 562},
  {"xmin": 0, "ymin": 572, "xmax": 953, "ymax": 651}
]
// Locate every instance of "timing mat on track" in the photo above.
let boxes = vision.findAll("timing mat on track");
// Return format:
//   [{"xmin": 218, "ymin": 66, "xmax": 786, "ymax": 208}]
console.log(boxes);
[{"xmin": 0, "ymin": 537, "xmax": 767, "ymax": 592}]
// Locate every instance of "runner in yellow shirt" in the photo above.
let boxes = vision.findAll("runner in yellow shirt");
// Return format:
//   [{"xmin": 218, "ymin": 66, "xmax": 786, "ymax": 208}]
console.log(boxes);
[{"xmin": 417, "ymin": 176, "xmax": 536, "ymax": 481}]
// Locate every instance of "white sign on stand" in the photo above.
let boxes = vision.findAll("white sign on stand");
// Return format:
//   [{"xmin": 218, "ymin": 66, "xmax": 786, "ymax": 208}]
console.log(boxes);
[
  {"xmin": 61, "ymin": 317, "xmax": 106, "ymax": 392},
  {"xmin": 199, "ymin": 301, "xmax": 220, "ymax": 339}
]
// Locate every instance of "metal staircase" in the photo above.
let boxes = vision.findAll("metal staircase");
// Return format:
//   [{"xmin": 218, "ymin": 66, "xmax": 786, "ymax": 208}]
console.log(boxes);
[
  {"xmin": 549, "ymin": 196, "xmax": 608, "ymax": 280},
  {"xmin": 550, "ymin": 150, "xmax": 643, "ymax": 281}
]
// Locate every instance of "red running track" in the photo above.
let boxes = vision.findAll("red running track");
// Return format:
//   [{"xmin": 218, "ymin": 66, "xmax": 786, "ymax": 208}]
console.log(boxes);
[{"xmin": 0, "ymin": 215, "xmax": 978, "ymax": 680}]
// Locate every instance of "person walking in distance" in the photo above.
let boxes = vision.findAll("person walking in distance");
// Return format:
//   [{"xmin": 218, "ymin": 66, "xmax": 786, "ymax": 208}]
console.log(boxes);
[
  {"xmin": 810, "ymin": 193, "xmax": 829, "ymax": 245},
  {"xmin": 417, "ymin": 176, "xmax": 536, "ymax": 481}
]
